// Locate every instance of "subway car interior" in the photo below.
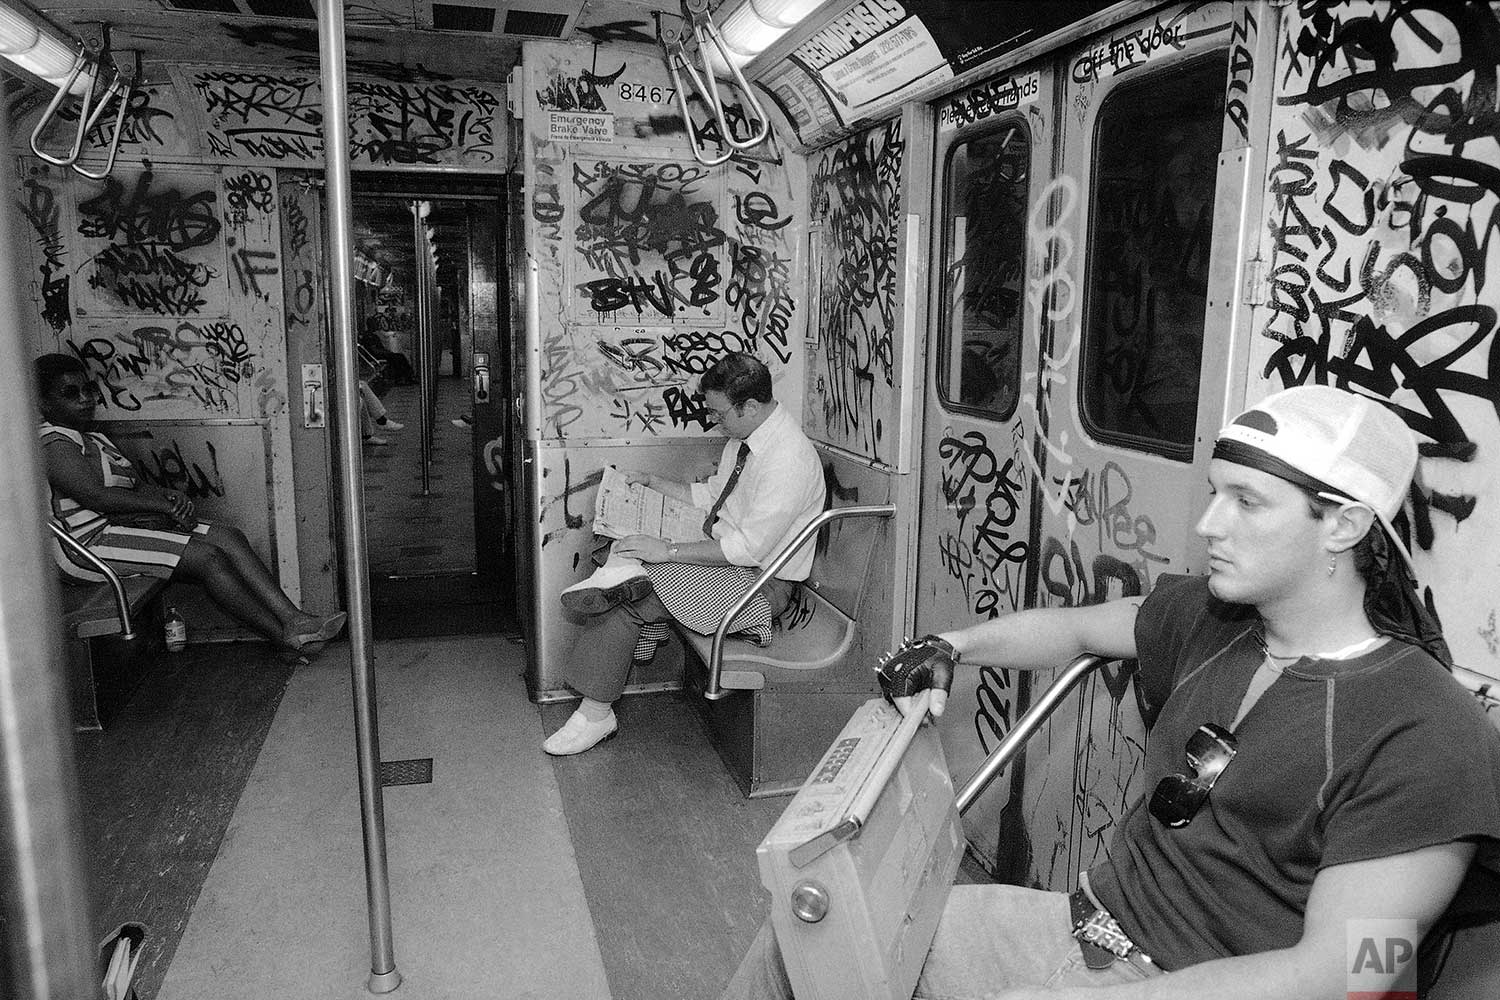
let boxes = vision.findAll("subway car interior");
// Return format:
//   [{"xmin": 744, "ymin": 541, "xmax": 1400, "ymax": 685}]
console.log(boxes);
[{"xmin": 3, "ymin": 0, "xmax": 1500, "ymax": 997}]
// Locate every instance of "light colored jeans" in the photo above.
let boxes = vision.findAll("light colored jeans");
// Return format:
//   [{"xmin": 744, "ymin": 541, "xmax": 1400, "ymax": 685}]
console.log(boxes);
[
  {"xmin": 359, "ymin": 380, "xmax": 387, "ymax": 436},
  {"xmin": 720, "ymin": 885, "xmax": 1161, "ymax": 1000}
]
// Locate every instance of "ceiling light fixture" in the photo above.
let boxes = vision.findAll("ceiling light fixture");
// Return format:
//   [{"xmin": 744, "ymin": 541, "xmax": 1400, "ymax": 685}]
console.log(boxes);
[
  {"xmin": 711, "ymin": 0, "xmax": 824, "ymax": 72},
  {"xmin": 0, "ymin": 0, "xmax": 90, "ymax": 95}
]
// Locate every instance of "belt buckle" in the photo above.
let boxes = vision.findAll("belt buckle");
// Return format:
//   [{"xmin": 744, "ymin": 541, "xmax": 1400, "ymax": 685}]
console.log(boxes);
[{"xmin": 1069, "ymin": 889, "xmax": 1146, "ymax": 970}]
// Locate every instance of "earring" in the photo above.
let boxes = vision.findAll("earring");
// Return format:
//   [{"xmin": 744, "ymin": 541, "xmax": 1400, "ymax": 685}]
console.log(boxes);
[{"xmin": 1327, "ymin": 553, "xmax": 1337, "ymax": 577}]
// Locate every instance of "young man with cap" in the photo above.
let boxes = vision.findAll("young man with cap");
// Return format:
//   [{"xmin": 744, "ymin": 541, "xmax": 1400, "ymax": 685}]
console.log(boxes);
[
  {"xmin": 722, "ymin": 385, "xmax": 1500, "ymax": 999},
  {"xmin": 544, "ymin": 352, "xmax": 824, "ymax": 756}
]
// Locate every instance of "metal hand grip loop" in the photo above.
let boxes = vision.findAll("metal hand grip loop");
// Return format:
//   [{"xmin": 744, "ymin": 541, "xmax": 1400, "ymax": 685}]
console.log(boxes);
[
  {"xmin": 659, "ymin": 0, "xmax": 773, "ymax": 166},
  {"xmin": 72, "ymin": 55, "xmax": 137, "ymax": 180},
  {"xmin": 29, "ymin": 47, "xmax": 105, "ymax": 167}
]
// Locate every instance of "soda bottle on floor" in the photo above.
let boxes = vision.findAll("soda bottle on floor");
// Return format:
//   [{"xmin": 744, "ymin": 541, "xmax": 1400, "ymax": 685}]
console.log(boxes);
[{"xmin": 164, "ymin": 606, "xmax": 187, "ymax": 653}]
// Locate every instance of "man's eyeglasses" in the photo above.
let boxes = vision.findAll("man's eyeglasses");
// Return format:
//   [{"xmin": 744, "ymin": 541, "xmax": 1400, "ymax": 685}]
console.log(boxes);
[
  {"xmin": 57, "ymin": 384, "xmax": 100, "ymax": 401},
  {"xmin": 1148, "ymin": 722, "xmax": 1237, "ymax": 828}
]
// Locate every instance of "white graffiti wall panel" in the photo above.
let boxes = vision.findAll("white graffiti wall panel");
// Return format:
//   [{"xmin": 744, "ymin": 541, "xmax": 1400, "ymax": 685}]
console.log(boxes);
[
  {"xmin": 18, "ymin": 160, "xmax": 290, "ymax": 421},
  {"xmin": 805, "ymin": 118, "xmax": 903, "ymax": 465},
  {"xmin": 70, "ymin": 163, "xmax": 230, "ymax": 320},
  {"xmin": 522, "ymin": 38, "xmax": 805, "ymax": 693},
  {"xmin": 524, "ymin": 40, "xmax": 804, "ymax": 443},
  {"xmin": 135, "ymin": 67, "xmax": 504, "ymax": 167},
  {"xmin": 17, "ymin": 158, "xmax": 300, "ymax": 593},
  {"xmin": 1252, "ymin": 2, "xmax": 1500, "ymax": 680},
  {"xmin": 11, "ymin": 81, "xmax": 201, "ymax": 164},
  {"xmin": 567, "ymin": 157, "xmax": 730, "ymax": 326}
]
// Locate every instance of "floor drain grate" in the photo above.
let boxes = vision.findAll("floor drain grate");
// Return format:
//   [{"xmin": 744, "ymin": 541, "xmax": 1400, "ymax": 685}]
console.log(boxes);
[{"xmin": 379, "ymin": 758, "xmax": 433, "ymax": 786}]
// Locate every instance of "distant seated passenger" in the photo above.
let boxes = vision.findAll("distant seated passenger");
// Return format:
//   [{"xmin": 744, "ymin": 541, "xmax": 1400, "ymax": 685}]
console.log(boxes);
[
  {"xmin": 35, "ymin": 354, "xmax": 346, "ymax": 663},
  {"xmin": 723, "ymin": 385, "xmax": 1500, "ymax": 1000},
  {"xmin": 361, "ymin": 320, "xmax": 416, "ymax": 385}
]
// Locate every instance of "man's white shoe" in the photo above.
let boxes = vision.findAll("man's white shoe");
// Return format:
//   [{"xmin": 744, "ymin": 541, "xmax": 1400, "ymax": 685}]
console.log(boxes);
[
  {"xmin": 380, "ymin": 418, "xmax": 405, "ymax": 430},
  {"xmin": 543, "ymin": 708, "xmax": 618, "ymax": 756},
  {"xmin": 560, "ymin": 560, "xmax": 652, "ymax": 615}
]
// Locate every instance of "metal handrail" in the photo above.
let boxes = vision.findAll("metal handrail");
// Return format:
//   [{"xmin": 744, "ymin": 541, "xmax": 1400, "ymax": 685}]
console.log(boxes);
[
  {"xmin": 955, "ymin": 654, "xmax": 1107, "ymax": 815},
  {"xmin": 660, "ymin": 0, "xmax": 773, "ymax": 166},
  {"xmin": 46, "ymin": 521, "xmax": 138, "ymax": 640},
  {"xmin": 703, "ymin": 502, "xmax": 896, "ymax": 700}
]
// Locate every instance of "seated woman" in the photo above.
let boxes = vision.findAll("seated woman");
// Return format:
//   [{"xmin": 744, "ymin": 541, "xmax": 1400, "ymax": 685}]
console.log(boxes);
[{"xmin": 35, "ymin": 354, "xmax": 345, "ymax": 663}]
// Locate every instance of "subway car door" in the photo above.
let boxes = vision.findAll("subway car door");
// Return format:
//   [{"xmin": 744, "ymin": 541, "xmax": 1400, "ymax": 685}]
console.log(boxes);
[
  {"xmin": 914, "ymin": 60, "xmax": 1053, "ymax": 877},
  {"xmin": 930, "ymin": 1, "xmax": 1255, "ymax": 886},
  {"xmin": 1015, "ymin": 1, "xmax": 1246, "ymax": 890}
]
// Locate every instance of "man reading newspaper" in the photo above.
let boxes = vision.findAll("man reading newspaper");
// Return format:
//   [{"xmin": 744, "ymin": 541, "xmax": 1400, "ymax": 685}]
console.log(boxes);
[{"xmin": 545, "ymin": 352, "xmax": 824, "ymax": 756}]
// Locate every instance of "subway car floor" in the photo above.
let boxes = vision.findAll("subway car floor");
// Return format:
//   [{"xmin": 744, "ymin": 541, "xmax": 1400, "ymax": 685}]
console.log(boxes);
[
  {"xmin": 75, "ymin": 636, "xmax": 786, "ymax": 999},
  {"xmin": 363, "ymin": 376, "xmax": 476, "ymax": 579},
  {"xmin": 364, "ymin": 373, "xmax": 516, "ymax": 639},
  {"xmin": 72, "ymin": 371, "xmax": 786, "ymax": 998}
]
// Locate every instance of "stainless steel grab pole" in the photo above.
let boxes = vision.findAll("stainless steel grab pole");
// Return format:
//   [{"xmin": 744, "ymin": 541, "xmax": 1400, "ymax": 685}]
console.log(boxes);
[
  {"xmin": 315, "ymin": 1, "xmax": 401, "ymax": 991},
  {"xmin": 0, "ymin": 151, "xmax": 94, "ymax": 1000},
  {"xmin": 414, "ymin": 201, "xmax": 433, "ymax": 495},
  {"xmin": 954, "ymin": 654, "xmax": 1106, "ymax": 816}
]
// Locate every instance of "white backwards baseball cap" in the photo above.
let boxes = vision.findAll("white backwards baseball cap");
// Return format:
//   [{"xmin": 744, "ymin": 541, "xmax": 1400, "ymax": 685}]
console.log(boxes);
[{"xmin": 1213, "ymin": 385, "xmax": 1419, "ymax": 577}]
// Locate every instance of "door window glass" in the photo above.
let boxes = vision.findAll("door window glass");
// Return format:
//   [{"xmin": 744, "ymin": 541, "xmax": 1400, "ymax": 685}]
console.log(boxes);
[
  {"xmin": 1081, "ymin": 56, "xmax": 1224, "ymax": 459},
  {"xmin": 938, "ymin": 122, "xmax": 1030, "ymax": 418}
]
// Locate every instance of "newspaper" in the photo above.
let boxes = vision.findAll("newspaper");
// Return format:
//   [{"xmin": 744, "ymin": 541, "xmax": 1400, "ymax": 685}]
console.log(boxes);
[{"xmin": 593, "ymin": 465, "xmax": 710, "ymax": 543}]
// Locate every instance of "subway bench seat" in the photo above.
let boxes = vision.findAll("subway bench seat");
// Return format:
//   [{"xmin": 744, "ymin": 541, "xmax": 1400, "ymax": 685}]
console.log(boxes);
[
  {"xmin": 51, "ymin": 523, "xmax": 167, "ymax": 731},
  {"xmin": 677, "ymin": 466, "xmax": 896, "ymax": 798}
]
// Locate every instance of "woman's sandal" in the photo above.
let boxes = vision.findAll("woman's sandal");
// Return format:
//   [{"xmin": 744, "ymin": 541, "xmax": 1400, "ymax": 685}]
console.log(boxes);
[
  {"xmin": 297, "ymin": 611, "xmax": 348, "ymax": 643},
  {"xmin": 276, "ymin": 632, "xmax": 326, "ymax": 665}
]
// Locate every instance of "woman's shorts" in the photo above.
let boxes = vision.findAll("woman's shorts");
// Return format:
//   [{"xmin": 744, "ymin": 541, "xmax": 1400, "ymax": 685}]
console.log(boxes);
[{"xmin": 55, "ymin": 520, "xmax": 212, "ymax": 583}]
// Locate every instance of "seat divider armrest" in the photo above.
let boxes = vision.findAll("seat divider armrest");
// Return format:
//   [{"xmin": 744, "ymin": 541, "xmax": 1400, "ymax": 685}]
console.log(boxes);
[{"xmin": 703, "ymin": 503, "xmax": 895, "ymax": 701}]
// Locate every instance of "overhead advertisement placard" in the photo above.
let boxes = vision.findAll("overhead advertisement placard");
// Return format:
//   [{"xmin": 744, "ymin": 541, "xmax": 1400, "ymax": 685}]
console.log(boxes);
[
  {"xmin": 764, "ymin": 0, "xmax": 951, "ymax": 147},
  {"xmin": 759, "ymin": 0, "xmax": 1114, "ymax": 148}
]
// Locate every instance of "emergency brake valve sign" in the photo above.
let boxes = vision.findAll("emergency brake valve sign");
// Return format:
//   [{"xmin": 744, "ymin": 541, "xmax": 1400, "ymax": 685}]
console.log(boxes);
[{"xmin": 548, "ymin": 111, "xmax": 614, "ymax": 144}]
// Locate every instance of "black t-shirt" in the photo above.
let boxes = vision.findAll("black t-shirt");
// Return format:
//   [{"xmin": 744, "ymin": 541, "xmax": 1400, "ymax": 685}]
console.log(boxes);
[{"xmin": 1088, "ymin": 574, "xmax": 1500, "ymax": 972}]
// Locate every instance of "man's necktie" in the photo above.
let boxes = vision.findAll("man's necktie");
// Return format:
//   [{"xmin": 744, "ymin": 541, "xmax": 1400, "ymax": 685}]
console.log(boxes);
[{"xmin": 702, "ymin": 441, "xmax": 750, "ymax": 537}]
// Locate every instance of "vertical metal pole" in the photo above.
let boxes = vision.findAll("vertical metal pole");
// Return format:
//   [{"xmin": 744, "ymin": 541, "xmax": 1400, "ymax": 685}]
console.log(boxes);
[
  {"xmin": 426, "ymin": 234, "xmax": 438, "ymax": 475},
  {"xmin": 0, "ymin": 145, "xmax": 94, "ymax": 1000},
  {"xmin": 315, "ymin": 1, "xmax": 401, "ymax": 992},
  {"xmin": 414, "ymin": 202, "xmax": 432, "ymax": 495}
]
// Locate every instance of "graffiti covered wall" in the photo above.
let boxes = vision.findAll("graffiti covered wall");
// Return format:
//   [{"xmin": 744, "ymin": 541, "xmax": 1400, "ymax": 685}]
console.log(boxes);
[
  {"xmin": 11, "ymin": 70, "xmax": 504, "ymax": 171},
  {"xmin": 806, "ymin": 118, "xmax": 905, "ymax": 465},
  {"xmin": 1252, "ymin": 1, "xmax": 1500, "ymax": 680},
  {"xmin": 17, "ymin": 158, "xmax": 300, "ymax": 601},
  {"xmin": 523, "ymin": 39, "xmax": 807, "ymax": 694},
  {"xmin": 527, "ymin": 42, "xmax": 804, "ymax": 444},
  {"xmin": 914, "ymin": 2, "xmax": 1241, "ymax": 887}
]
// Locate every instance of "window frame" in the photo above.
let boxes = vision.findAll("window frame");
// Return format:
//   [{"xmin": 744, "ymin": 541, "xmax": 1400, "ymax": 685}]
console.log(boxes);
[
  {"xmin": 934, "ymin": 115, "xmax": 1033, "ymax": 424},
  {"xmin": 1077, "ymin": 51, "xmax": 1227, "ymax": 463}
]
